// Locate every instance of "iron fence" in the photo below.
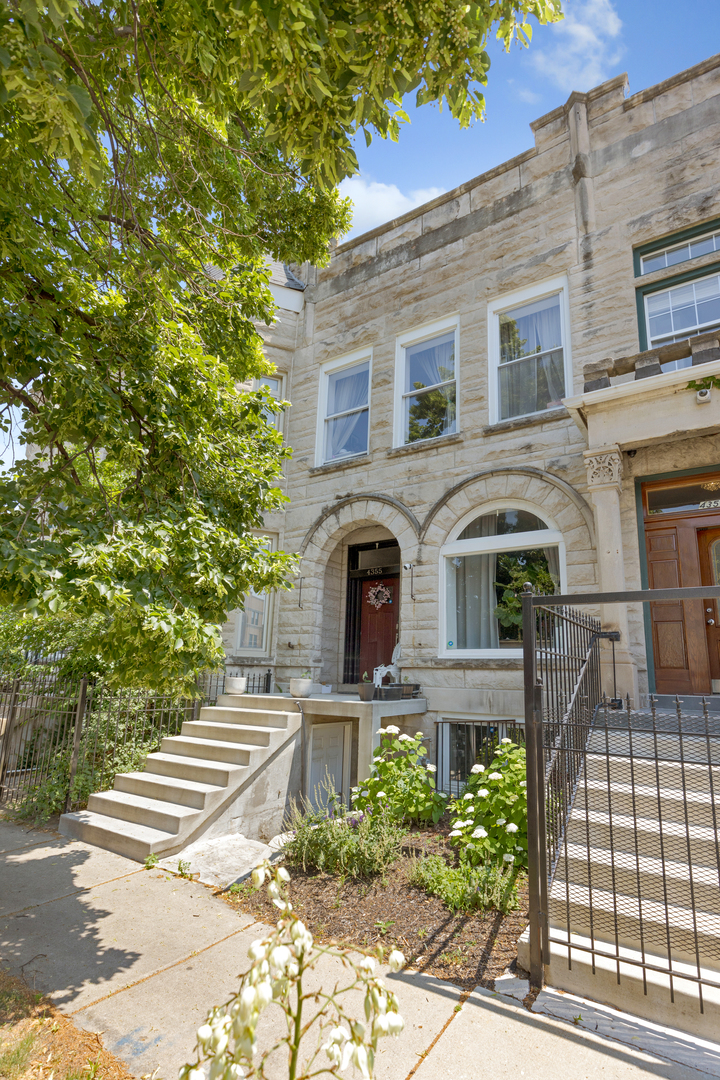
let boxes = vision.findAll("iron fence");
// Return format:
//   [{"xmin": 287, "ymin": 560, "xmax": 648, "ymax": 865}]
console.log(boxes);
[
  {"xmin": 523, "ymin": 584, "xmax": 720, "ymax": 1017},
  {"xmin": 0, "ymin": 665, "xmax": 273, "ymax": 820}
]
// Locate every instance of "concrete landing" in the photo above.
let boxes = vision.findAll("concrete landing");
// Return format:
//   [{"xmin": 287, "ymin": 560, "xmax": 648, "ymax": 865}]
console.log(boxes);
[{"xmin": 156, "ymin": 834, "xmax": 273, "ymax": 889}]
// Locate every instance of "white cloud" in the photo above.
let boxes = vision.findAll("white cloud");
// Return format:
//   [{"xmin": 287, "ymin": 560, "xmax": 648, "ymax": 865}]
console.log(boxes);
[
  {"xmin": 529, "ymin": 0, "xmax": 624, "ymax": 94},
  {"xmin": 517, "ymin": 87, "xmax": 541, "ymax": 104},
  {"xmin": 338, "ymin": 176, "xmax": 446, "ymax": 239}
]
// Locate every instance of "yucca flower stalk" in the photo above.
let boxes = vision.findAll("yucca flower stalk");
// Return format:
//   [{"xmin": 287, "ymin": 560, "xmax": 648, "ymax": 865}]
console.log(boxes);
[{"xmin": 180, "ymin": 861, "xmax": 406, "ymax": 1080}]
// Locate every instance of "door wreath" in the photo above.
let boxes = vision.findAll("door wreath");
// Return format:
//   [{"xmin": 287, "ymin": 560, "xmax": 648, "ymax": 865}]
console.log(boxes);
[{"xmin": 367, "ymin": 584, "xmax": 392, "ymax": 610}]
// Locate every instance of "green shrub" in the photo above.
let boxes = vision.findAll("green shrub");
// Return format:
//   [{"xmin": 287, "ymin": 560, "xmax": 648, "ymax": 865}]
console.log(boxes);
[
  {"xmin": 447, "ymin": 741, "xmax": 528, "ymax": 869},
  {"xmin": 351, "ymin": 728, "xmax": 447, "ymax": 824},
  {"xmin": 409, "ymin": 853, "xmax": 519, "ymax": 914},
  {"xmin": 283, "ymin": 792, "xmax": 404, "ymax": 878}
]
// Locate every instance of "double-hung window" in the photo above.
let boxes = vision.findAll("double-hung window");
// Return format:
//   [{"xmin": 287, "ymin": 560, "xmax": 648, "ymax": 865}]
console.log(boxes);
[
  {"xmin": 230, "ymin": 534, "xmax": 276, "ymax": 656},
  {"xmin": 256, "ymin": 375, "xmax": 284, "ymax": 430},
  {"xmin": 488, "ymin": 278, "xmax": 571, "ymax": 424},
  {"xmin": 395, "ymin": 318, "xmax": 458, "ymax": 446},
  {"xmin": 441, "ymin": 506, "xmax": 564, "ymax": 657},
  {"xmin": 643, "ymin": 273, "xmax": 720, "ymax": 358},
  {"xmin": 317, "ymin": 350, "xmax": 371, "ymax": 465}
]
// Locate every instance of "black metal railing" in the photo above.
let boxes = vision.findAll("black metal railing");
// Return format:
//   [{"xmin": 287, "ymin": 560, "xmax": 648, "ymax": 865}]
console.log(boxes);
[
  {"xmin": 0, "ymin": 666, "xmax": 274, "ymax": 820},
  {"xmin": 523, "ymin": 584, "xmax": 720, "ymax": 1014}
]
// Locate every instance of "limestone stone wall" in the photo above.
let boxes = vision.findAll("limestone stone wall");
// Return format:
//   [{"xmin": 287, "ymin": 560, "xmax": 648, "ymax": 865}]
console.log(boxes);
[{"xmin": 222, "ymin": 53, "xmax": 720, "ymax": 751}]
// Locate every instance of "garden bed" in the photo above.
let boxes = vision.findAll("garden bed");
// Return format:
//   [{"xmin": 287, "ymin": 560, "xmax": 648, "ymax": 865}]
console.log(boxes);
[{"xmin": 224, "ymin": 825, "xmax": 529, "ymax": 991}]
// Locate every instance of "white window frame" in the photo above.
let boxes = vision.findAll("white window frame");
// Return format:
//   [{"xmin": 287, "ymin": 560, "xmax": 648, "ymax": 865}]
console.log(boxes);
[
  {"xmin": 643, "ymin": 270, "xmax": 720, "ymax": 352},
  {"xmin": 393, "ymin": 315, "xmax": 459, "ymax": 448},
  {"xmin": 234, "ymin": 533, "xmax": 277, "ymax": 657},
  {"xmin": 315, "ymin": 348, "xmax": 372, "ymax": 467},
  {"xmin": 487, "ymin": 276, "xmax": 572, "ymax": 426},
  {"xmin": 438, "ymin": 499, "xmax": 567, "ymax": 659}
]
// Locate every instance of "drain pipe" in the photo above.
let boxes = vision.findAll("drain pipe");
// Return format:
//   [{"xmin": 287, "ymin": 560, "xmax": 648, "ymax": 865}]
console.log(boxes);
[{"xmin": 295, "ymin": 699, "xmax": 307, "ymax": 801}]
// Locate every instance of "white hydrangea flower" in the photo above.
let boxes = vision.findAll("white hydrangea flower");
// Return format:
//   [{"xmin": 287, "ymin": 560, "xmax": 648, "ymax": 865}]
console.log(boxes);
[
  {"xmin": 463, "ymin": 792, "xmax": 474, "ymax": 800},
  {"xmin": 426, "ymin": 764, "xmax": 437, "ymax": 773},
  {"xmin": 501, "ymin": 737, "xmax": 513, "ymax": 744},
  {"xmin": 376, "ymin": 790, "xmax": 386, "ymax": 798},
  {"xmin": 488, "ymin": 772, "xmax": 503, "ymax": 780},
  {"xmin": 477, "ymin": 788, "xmax": 489, "ymax": 797},
  {"xmin": 472, "ymin": 826, "xmax": 488, "ymax": 839},
  {"xmin": 520, "ymin": 780, "xmax": 527, "ymax": 788},
  {"xmin": 438, "ymin": 792, "xmax": 449, "ymax": 799},
  {"xmin": 503, "ymin": 853, "xmax": 515, "ymax": 863},
  {"xmin": 470, "ymin": 764, "xmax": 485, "ymax": 774},
  {"xmin": 506, "ymin": 822, "xmax": 519, "ymax": 833},
  {"xmin": 449, "ymin": 829, "xmax": 462, "ymax": 837},
  {"xmin": 398, "ymin": 733, "xmax": 413, "ymax": 742},
  {"xmin": 496, "ymin": 818, "xmax": 507, "ymax": 826},
  {"xmin": 385, "ymin": 724, "xmax": 400, "ymax": 734},
  {"xmin": 388, "ymin": 949, "xmax": 405, "ymax": 972}
]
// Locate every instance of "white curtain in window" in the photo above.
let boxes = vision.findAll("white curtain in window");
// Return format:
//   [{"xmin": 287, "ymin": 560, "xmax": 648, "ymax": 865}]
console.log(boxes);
[
  {"xmin": 405, "ymin": 333, "xmax": 455, "ymax": 391},
  {"xmin": 325, "ymin": 362, "xmax": 369, "ymax": 459}
]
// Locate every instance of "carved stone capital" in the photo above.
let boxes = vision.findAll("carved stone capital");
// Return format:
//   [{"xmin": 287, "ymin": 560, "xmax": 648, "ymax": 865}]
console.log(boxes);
[{"xmin": 584, "ymin": 446, "xmax": 623, "ymax": 491}]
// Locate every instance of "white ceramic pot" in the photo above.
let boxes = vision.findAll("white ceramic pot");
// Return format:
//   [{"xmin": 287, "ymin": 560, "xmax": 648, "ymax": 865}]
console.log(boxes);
[
  {"xmin": 225, "ymin": 676, "xmax": 247, "ymax": 694},
  {"xmin": 289, "ymin": 677, "xmax": 313, "ymax": 698}
]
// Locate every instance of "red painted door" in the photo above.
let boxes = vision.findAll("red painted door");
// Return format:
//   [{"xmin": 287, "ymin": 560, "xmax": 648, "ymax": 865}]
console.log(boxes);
[{"xmin": 358, "ymin": 577, "xmax": 399, "ymax": 683}]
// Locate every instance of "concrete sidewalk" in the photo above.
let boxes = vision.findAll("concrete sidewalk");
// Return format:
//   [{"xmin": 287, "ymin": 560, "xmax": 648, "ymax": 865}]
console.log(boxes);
[{"xmin": 2, "ymin": 820, "xmax": 720, "ymax": 1080}]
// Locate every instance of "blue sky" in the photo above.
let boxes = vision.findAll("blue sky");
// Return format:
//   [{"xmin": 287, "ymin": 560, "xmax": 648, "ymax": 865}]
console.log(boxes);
[{"xmin": 339, "ymin": 0, "xmax": 720, "ymax": 238}]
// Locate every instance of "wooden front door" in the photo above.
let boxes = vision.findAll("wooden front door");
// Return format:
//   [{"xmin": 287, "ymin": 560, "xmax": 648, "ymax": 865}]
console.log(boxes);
[
  {"xmin": 358, "ymin": 577, "xmax": 399, "ymax": 682},
  {"xmin": 643, "ymin": 474, "xmax": 720, "ymax": 695},
  {"xmin": 698, "ymin": 527, "xmax": 720, "ymax": 692}
]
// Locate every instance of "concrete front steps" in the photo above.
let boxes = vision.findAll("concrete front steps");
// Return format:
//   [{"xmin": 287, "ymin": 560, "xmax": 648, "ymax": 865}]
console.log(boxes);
[
  {"xmin": 519, "ymin": 726, "xmax": 720, "ymax": 1040},
  {"xmin": 59, "ymin": 695, "xmax": 301, "ymax": 862}
]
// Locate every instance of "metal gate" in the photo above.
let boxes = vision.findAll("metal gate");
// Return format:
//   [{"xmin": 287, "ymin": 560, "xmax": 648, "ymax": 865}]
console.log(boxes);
[{"xmin": 523, "ymin": 584, "xmax": 720, "ymax": 1014}]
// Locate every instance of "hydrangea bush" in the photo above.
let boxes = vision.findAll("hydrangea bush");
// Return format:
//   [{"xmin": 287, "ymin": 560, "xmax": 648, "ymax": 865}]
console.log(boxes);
[
  {"xmin": 350, "ymin": 728, "xmax": 447, "ymax": 824},
  {"xmin": 448, "ymin": 740, "xmax": 528, "ymax": 869},
  {"xmin": 180, "ymin": 861, "xmax": 406, "ymax": 1080}
]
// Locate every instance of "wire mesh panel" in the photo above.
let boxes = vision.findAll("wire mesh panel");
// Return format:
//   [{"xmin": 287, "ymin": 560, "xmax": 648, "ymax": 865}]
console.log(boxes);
[
  {"xmin": 523, "ymin": 583, "xmax": 720, "ymax": 1011},
  {"xmin": 548, "ymin": 694, "xmax": 720, "ymax": 1007}
]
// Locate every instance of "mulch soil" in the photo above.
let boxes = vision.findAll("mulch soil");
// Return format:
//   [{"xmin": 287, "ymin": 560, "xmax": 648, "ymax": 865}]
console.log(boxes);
[
  {"xmin": 223, "ymin": 825, "xmax": 530, "ymax": 992},
  {"xmin": 0, "ymin": 969, "xmax": 135, "ymax": 1080}
]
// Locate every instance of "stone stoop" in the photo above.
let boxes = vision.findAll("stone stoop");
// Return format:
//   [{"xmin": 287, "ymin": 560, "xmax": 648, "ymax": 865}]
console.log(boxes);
[
  {"xmin": 518, "ymin": 731, "xmax": 720, "ymax": 1042},
  {"xmin": 59, "ymin": 694, "xmax": 301, "ymax": 862}
]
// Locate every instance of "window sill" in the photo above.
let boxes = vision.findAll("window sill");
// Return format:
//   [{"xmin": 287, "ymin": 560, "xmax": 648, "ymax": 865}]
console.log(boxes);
[
  {"xmin": 482, "ymin": 407, "xmax": 568, "ymax": 436},
  {"xmin": 386, "ymin": 431, "xmax": 463, "ymax": 458},
  {"xmin": 226, "ymin": 656, "xmax": 275, "ymax": 665},
  {"xmin": 308, "ymin": 454, "xmax": 371, "ymax": 475}
]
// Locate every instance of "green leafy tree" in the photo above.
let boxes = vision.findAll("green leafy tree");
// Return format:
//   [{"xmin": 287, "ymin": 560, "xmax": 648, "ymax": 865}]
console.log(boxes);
[{"xmin": 0, "ymin": 0, "xmax": 562, "ymax": 693}]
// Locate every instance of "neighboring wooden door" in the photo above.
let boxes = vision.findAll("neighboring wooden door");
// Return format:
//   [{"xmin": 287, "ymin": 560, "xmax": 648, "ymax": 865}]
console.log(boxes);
[
  {"xmin": 698, "ymin": 527, "xmax": 720, "ymax": 691},
  {"xmin": 358, "ymin": 577, "xmax": 399, "ymax": 682},
  {"xmin": 645, "ymin": 519, "xmax": 711, "ymax": 694},
  {"xmin": 309, "ymin": 723, "xmax": 347, "ymax": 810}
]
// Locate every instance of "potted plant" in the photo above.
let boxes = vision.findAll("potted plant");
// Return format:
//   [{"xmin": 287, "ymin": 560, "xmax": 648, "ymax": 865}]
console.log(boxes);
[
  {"xmin": 401, "ymin": 676, "xmax": 422, "ymax": 699},
  {"xmin": 358, "ymin": 671, "xmax": 375, "ymax": 702},
  {"xmin": 376, "ymin": 684, "xmax": 403, "ymax": 701},
  {"xmin": 289, "ymin": 671, "xmax": 313, "ymax": 698},
  {"xmin": 225, "ymin": 675, "xmax": 248, "ymax": 694}
]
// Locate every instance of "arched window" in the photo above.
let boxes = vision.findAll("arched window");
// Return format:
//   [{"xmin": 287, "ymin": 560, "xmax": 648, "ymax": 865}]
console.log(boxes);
[{"xmin": 440, "ymin": 506, "xmax": 565, "ymax": 656}]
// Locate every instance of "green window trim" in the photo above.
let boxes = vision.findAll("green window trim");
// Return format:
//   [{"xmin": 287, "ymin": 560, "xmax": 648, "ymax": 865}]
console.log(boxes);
[
  {"xmin": 635, "ymin": 258, "xmax": 720, "ymax": 353},
  {"xmin": 633, "ymin": 216, "xmax": 720, "ymax": 278}
]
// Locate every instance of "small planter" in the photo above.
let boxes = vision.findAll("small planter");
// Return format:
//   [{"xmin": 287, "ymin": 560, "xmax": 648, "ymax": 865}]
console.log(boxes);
[
  {"xmin": 357, "ymin": 682, "xmax": 375, "ymax": 702},
  {"xmin": 225, "ymin": 676, "xmax": 247, "ymax": 694},
  {"xmin": 289, "ymin": 677, "xmax": 313, "ymax": 698},
  {"xmin": 400, "ymin": 683, "xmax": 422, "ymax": 699},
  {"xmin": 376, "ymin": 685, "xmax": 403, "ymax": 701}
]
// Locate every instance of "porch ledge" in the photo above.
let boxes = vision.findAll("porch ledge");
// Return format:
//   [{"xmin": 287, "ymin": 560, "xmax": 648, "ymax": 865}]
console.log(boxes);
[
  {"xmin": 422, "ymin": 657, "xmax": 524, "ymax": 669},
  {"xmin": 240, "ymin": 692, "xmax": 428, "ymax": 719}
]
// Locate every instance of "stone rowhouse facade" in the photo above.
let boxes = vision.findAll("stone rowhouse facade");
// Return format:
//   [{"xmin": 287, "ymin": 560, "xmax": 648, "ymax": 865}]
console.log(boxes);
[{"xmin": 222, "ymin": 53, "xmax": 720, "ymax": 756}]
